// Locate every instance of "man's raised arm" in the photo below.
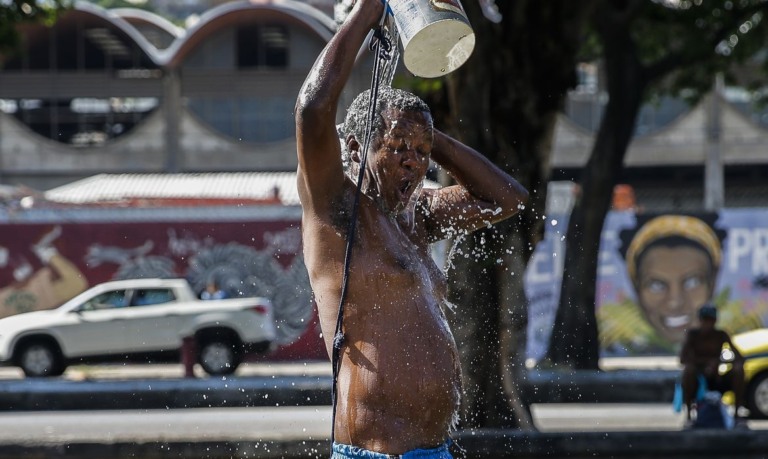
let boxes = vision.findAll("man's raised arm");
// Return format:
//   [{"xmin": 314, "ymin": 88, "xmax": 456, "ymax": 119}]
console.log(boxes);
[
  {"xmin": 294, "ymin": 0, "xmax": 384, "ymax": 209},
  {"xmin": 422, "ymin": 129, "xmax": 529, "ymax": 241}
]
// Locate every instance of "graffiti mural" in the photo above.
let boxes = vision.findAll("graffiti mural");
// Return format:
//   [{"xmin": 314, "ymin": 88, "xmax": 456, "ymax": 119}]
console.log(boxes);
[
  {"xmin": 526, "ymin": 209, "xmax": 768, "ymax": 361},
  {"xmin": 0, "ymin": 225, "xmax": 88, "ymax": 317},
  {"xmin": 0, "ymin": 214, "xmax": 323, "ymax": 360}
]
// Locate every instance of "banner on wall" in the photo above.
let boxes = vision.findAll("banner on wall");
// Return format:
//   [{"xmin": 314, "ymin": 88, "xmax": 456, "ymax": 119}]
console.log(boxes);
[
  {"xmin": 526, "ymin": 208, "xmax": 768, "ymax": 361},
  {"xmin": 0, "ymin": 206, "xmax": 326, "ymax": 361}
]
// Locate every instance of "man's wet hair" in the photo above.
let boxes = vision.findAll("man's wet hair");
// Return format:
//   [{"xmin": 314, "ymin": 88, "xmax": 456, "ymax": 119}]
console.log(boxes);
[{"xmin": 340, "ymin": 87, "xmax": 431, "ymax": 172}]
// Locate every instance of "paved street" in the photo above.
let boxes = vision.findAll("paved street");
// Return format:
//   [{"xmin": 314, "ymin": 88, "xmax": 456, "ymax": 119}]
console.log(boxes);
[
  {"xmin": 0, "ymin": 407, "xmax": 332, "ymax": 442},
  {"xmin": 0, "ymin": 361, "xmax": 332, "ymax": 381},
  {"xmin": 0, "ymin": 404, "xmax": 765, "ymax": 443},
  {"xmin": 0, "ymin": 356, "xmax": 679, "ymax": 382}
]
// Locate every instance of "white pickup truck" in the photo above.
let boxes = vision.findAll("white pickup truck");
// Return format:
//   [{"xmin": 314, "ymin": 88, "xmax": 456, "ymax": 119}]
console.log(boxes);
[{"xmin": 0, "ymin": 278, "xmax": 276, "ymax": 377}]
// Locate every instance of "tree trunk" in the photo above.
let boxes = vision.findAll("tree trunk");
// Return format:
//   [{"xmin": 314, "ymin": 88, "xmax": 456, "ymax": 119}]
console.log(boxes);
[
  {"xmin": 439, "ymin": 1, "xmax": 595, "ymax": 428},
  {"xmin": 545, "ymin": 5, "xmax": 648, "ymax": 369}
]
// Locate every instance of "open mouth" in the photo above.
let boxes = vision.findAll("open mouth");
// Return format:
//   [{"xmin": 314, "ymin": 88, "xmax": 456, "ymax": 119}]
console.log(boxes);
[
  {"xmin": 398, "ymin": 179, "xmax": 412, "ymax": 200},
  {"xmin": 663, "ymin": 315, "xmax": 691, "ymax": 328}
]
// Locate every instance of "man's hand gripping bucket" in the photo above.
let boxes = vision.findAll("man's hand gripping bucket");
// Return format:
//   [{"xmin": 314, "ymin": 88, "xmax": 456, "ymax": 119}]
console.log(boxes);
[{"xmin": 384, "ymin": 0, "xmax": 475, "ymax": 78}]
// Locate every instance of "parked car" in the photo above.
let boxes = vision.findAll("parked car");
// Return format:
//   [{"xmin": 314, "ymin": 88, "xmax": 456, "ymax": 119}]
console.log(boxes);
[
  {"xmin": 0, "ymin": 278, "xmax": 276, "ymax": 377},
  {"xmin": 720, "ymin": 328, "xmax": 768, "ymax": 419}
]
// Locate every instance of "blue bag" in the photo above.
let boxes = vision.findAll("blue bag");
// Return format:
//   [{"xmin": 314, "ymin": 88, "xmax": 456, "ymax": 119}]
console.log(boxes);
[
  {"xmin": 696, "ymin": 374, "xmax": 708, "ymax": 400},
  {"xmin": 673, "ymin": 382, "xmax": 683, "ymax": 413},
  {"xmin": 673, "ymin": 375, "xmax": 707, "ymax": 413}
]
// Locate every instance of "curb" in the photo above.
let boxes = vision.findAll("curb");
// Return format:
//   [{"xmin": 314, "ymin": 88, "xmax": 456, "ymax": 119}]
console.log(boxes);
[
  {"xmin": 0, "ymin": 375, "xmax": 332, "ymax": 411},
  {"xmin": 0, "ymin": 429, "xmax": 765, "ymax": 459},
  {"xmin": 0, "ymin": 369, "xmax": 679, "ymax": 411}
]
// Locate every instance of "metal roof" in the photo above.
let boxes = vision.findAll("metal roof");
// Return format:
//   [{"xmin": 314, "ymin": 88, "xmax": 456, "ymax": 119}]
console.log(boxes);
[
  {"xmin": 43, "ymin": 172, "xmax": 442, "ymax": 208},
  {"xmin": 44, "ymin": 172, "xmax": 301, "ymax": 206}
]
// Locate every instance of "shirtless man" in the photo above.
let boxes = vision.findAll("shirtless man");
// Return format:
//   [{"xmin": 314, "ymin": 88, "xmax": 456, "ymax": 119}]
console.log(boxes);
[
  {"xmin": 680, "ymin": 303, "xmax": 746, "ymax": 424},
  {"xmin": 295, "ymin": 0, "xmax": 528, "ymax": 456}
]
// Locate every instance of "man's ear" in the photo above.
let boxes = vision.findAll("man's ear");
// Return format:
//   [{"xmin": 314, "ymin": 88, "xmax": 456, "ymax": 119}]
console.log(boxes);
[{"xmin": 346, "ymin": 135, "xmax": 361, "ymax": 163}]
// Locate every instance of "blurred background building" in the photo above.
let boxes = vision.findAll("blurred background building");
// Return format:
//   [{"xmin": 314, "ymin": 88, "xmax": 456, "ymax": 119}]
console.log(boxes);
[
  {"xmin": 0, "ymin": 0, "xmax": 356, "ymax": 191},
  {"xmin": 0, "ymin": 0, "xmax": 766, "ymax": 212}
]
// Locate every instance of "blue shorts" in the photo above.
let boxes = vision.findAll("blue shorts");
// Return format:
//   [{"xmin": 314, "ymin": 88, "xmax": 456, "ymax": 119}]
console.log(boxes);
[{"xmin": 331, "ymin": 441, "xmax": 453, "ymax": 459}]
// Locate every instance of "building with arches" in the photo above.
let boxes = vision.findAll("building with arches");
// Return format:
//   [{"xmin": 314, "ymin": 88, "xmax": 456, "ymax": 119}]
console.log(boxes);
[
  {"xmin": 1, "ymin": 0, "xmax": 767, "ymax": 213},
  {"xmin": 553, "ymin": 61, "xmax": 768, "ymax": 211},
  {"xmin": 0, "ymin": 0, "xmax": 371, "ymax": 190}
]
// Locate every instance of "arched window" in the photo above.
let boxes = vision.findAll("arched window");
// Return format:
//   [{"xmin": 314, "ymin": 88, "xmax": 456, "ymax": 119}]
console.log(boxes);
[
  {"xmin": 0, "ymin": 16, "xmax": 161, "ymax": 147},
  {"xmin": 184, "ymin": 23, "xmax": 294, "ymax": 143}
]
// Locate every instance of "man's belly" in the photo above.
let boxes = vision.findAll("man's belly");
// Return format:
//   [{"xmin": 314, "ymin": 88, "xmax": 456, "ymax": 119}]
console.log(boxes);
[{"xmin": 335, "ymin": 305, "xmax": 461, "ymax": 451}]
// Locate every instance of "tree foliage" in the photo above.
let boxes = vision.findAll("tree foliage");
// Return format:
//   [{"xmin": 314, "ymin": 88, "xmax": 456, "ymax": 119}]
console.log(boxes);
[
  {"xmin": 0, "ymin": 1, "xmax": 70, "ymax": 55},
  {"xmin": 547, "ymin": 0, "xmax": 768, "ymax": 370}
]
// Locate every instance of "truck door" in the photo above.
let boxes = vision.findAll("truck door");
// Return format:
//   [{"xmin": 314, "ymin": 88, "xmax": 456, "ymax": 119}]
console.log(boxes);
[
  {"xmin": 55, "ymin": 289, "xmax": 131, "ymax": 359},
  {"xmin": 120, "ymin": 288, "xmax": 183, "ymax": 355}
]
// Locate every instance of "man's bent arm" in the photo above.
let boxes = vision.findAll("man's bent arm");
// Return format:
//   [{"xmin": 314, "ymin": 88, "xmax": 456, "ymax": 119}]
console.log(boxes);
[
  {"xmin": 424, "ymin": 129, "xmax": 529, "ymax": 240},
  {"xmin": 294, "ymin": 0, "xmax": 383, "ymax": 210}
]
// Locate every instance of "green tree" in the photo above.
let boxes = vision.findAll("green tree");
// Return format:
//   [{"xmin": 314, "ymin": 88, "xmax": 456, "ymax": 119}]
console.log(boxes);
[
  {"xmin": 416, "ymin": 0, "xmax": 598, "ymax": 429},
  {"xmin": 547, "ymin": 0, "xmax": 768, "ymax": 369},
  {"xmin": 0, "ymin": 1, "xmax": 70, "ymax": 55}
]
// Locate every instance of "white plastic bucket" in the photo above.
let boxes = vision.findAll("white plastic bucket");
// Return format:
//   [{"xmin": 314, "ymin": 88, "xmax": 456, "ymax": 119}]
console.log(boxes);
[{"xmin": 386, "ymin": 0, "xmax": 475, "ymax": 78}]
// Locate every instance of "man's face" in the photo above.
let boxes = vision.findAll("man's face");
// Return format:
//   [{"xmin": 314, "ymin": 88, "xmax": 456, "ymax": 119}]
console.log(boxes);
[
  {"xmin": 366, "ymin": 107, "xmax": 433, "ymax": 215},
  {"xmin": 636, "ymin": 245, "xmax": 714, "ymax": 343}
]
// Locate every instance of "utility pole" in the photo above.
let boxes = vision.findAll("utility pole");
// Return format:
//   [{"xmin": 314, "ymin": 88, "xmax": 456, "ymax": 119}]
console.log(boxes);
[
  {"xmin": 163, "ymin": 68, "xmax": 182, "ymax": 173},
  {"xmin": 704, "ymin": 73, "xmax": 724, "ymax": 211}
]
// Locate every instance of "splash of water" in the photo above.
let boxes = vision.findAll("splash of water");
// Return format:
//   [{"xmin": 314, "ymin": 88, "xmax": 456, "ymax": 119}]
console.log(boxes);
[
  {"xmin": 400, "ymin": 179, "xmax": 424, "ymax": 232},
  {"xmin": 377, "ymin": 13, "xmax": 401, "ymax": 90}
]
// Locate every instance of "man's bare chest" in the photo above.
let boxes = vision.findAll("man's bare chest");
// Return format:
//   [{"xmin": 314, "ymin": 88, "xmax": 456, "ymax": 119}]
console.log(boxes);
[{"xmin": 354, "ymin": 221, "xmax": 446, "ymax": 297}]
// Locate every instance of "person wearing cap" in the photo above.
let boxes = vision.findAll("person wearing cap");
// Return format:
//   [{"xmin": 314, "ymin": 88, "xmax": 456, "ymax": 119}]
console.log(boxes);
[{"xmin": 679, "ymin": 303, "xmax": 746, "ymax": 424}]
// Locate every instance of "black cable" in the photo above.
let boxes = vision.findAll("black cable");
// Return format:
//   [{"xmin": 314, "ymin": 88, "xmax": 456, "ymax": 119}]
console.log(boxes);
[{"xmin": 329, "ymin": 8, "xmax": 393, "ymax": 449}]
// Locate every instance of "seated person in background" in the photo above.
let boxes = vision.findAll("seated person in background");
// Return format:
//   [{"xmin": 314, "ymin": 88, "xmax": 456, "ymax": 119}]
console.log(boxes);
[
  {"xmin": 680, "ymin": 303, "xmax": 746, "ymax": 423},
  {"xmin": 200, "ymin": 280, "xmax": 228, "ymax": 300}
]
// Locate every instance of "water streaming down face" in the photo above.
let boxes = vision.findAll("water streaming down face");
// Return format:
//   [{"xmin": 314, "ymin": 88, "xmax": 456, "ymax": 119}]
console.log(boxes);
[
  {"xmin": 400, "ymin": 179, "xmax": 424, "ymax": 232},
  {"xmin": 340, "ymin": 82, "xmax": 431, "ymax": 223}
]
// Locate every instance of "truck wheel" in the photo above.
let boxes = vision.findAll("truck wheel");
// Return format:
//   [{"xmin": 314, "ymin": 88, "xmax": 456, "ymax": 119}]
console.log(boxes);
[
  {"xmin": 18, "ymin": 342, "xmax": 65, "ymax": 377},
  {"xmin": 747, "ymin": 373, "xmax": 768, "ymax": 419},
  {"xmin": 198, "ymin": 339, "xmax": 240, "ymax": 376}
]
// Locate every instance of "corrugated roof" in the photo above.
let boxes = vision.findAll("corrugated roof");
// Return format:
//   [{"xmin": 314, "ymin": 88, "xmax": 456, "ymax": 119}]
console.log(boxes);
[
  {"xmin": 44, "ymin": 172, "xmax": 442, "ymax": 208},
  {"xmin": 44, "ymin": 172, "xmax": 301, "ymax": 205}
]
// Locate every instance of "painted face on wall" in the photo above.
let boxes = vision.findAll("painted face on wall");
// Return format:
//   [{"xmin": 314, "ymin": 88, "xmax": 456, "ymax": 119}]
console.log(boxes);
[
  {"xmin": 623, "ymin": 215, "xmax": 723, "ymax": 346},
  {"xmin": 635, "ymin": 244, "xmax": 714, "ymax": 344}
]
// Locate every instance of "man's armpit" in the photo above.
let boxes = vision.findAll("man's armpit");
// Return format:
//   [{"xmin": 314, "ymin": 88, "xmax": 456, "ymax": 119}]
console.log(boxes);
[{"xmin": 330, "ymin": 190, "xmax": 355, "ymax": 235}]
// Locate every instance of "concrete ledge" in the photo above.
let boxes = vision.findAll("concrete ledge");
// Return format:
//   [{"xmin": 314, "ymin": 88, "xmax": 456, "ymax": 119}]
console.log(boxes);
[
  {"xmin": 0, "ymin": 429, "xmax": 765, "ymax": 459},
  {"xmin": 0, "ymin": 440, "xmax": 329, "ymax": 459},
  {"xmin": 453, "ymin": 429, "xmax": 768, "ymax": 459},
  {"xmin": 524, "ymin": 369, "xmax": 678, "ymax": 403},
  {"xmin": 0, "ymin": 375, "xmax": 332, "ymax": 411},
  {"xmin": 0, "ymin": 369, "xmax": 679, "ymax": 411}
]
